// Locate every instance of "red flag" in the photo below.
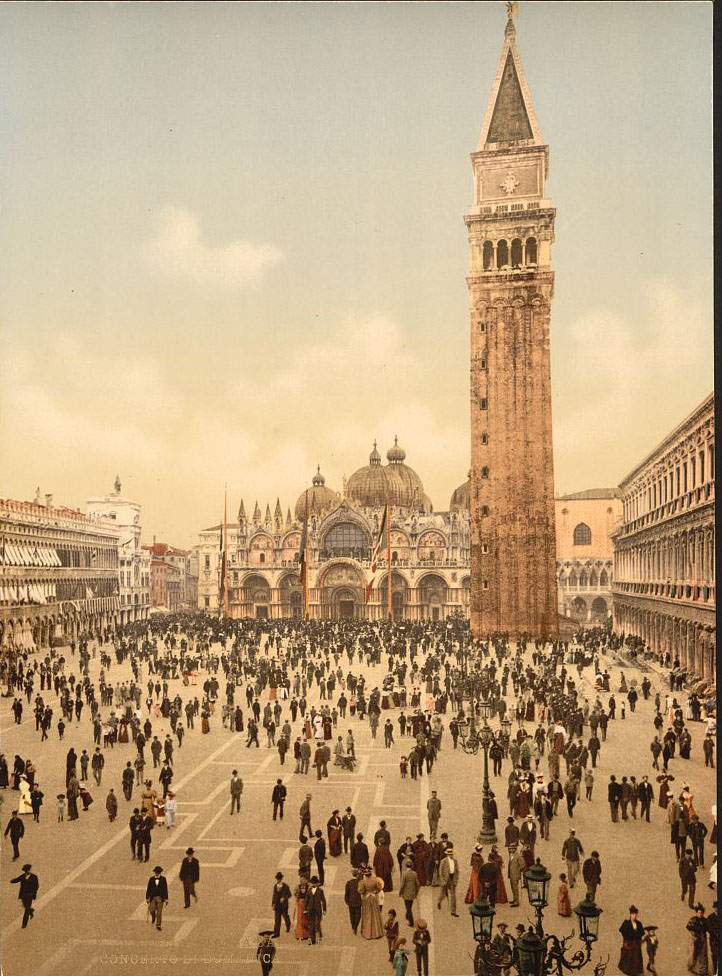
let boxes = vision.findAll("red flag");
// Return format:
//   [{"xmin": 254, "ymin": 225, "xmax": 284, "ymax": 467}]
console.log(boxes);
[{"xmin": 365, "ymin": 506, "xmax": 388, "ymax": 603}]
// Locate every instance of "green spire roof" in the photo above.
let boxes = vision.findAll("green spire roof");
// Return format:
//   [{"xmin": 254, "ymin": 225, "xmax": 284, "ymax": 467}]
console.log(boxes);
[{"xmin": 486, "ymin": 51, "xmax": 533, "ymax": 144}]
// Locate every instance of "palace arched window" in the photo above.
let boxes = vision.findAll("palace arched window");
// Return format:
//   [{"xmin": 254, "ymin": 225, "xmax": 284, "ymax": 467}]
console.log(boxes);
[
  {"xmin": 511, "ymin": 238, "xmax": 523, "ymax": 267},
  {"xmin": 573, "ymin": 523, "xmax": 592, "ymax": 546},
  {"xmin": 525, "ymin": 237, "xmax": 538, "ymax": 265},
  {"xmin": 497, "ymin": 239, "xmax": 509, "ymax": 268}
]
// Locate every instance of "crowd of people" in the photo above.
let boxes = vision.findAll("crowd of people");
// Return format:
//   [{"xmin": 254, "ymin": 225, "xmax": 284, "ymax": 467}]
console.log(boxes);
[{"xmin": 0, "ymin": 612, "xmax": 717, "ymax": 974}]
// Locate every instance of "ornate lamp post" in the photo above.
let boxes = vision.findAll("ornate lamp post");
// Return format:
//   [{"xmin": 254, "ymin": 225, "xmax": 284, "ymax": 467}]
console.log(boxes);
[
  {"xmin": 469, "ymin": 895, "xmax": 511, "ymax": 976},
  {"xmin": 478, "ymin": 697, "xmax": 497, "ymax": 845},
  {"xmin": 516, "ymin": 859, "xmax": 603, "ymax": 975}
]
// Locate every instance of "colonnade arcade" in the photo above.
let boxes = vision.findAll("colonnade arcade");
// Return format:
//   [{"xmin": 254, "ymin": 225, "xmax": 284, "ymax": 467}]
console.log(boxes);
[{"xmin": 614, "ymin": 600, "xmax": 715, "ymax": 683}]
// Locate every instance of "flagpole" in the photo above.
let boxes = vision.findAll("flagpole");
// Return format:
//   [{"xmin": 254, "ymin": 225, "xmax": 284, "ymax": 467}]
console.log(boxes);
[
  {"xmin": 223, "ymin": 485, "xmax": 229, "ymax": 619},
  {"xmin": 303, "ymin": 489, "xmax": 309, "ymax": 618},
  {"xmin": 386, "ymin": 503, "xmax": 392, "ymax": 620}
]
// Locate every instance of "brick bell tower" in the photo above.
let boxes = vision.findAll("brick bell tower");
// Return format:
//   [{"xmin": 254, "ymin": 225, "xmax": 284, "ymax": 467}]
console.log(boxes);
[{"xmin": 467, "ymin": 8, "xmax": 558, "ymax": 639}]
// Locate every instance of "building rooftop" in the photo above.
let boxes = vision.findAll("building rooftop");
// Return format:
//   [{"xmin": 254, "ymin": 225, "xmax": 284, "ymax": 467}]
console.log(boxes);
[{"xmin": 557, "ymin": 488, "xmax": 621, "ymax": 501}]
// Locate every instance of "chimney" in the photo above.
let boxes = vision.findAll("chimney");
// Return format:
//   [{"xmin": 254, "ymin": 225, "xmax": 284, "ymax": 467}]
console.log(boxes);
[{"xmin": 45, "ymin": 493, "xmax": 53, "ymax": 508}]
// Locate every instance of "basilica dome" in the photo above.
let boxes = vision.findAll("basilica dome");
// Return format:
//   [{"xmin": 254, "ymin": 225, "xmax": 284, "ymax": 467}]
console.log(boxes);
[
  {"xmin": 385, "ymin": 437, "xmax": 430, "ymax": 513},
  {"xmin": 294, "ymin": 466, "xmax": 340, "ymax": 521},
  {"xmin": 449, "ymin": 471, "xmax": 471, "ymax": 511},
  {"xmin": 347, "ymin": 442, "xmax": 406, "ymax": 509}
]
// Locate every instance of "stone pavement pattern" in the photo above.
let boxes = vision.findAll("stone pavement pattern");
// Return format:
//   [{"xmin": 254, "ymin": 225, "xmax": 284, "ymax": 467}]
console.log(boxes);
[{"xmin": 1, "ymin": 636, "xmax": 716, "ymax": 976}]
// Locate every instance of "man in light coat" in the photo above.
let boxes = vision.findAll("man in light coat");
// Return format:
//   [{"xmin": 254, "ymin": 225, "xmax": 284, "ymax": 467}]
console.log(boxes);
[
  {"xmin": 399, "ymin": 857, "xmax": 420, "ymax": 926},
  {"xmin": 436, "ymin": 847, "xmax": 459, "ymax": 916}
]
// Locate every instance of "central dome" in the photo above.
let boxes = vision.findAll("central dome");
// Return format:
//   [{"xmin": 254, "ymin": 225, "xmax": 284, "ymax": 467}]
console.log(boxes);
[{"xmin": 347, "ymin": 441, "xmax": 405, "ymax": 509}]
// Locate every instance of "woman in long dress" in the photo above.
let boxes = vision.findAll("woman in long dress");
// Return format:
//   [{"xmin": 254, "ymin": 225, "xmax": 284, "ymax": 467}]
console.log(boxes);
[
  {"xmin": 489, "ymin": 847, "xmax": 508, "ymax": 904},
  {"xmin": 141, "ymin": 782, "xmax": 157, "ymax": 823},
  {"xmin": 465, "ymin": 847, "xmax": 483, "ymax": 903},
  {"xmin": 327, "ymin": 812, "xmax": 343, "ymax": 857},
  {"xmin": 17, "ymin": 775, "xmax": 33, "ymax": 815},
  {"xmin": 687, "ymin": 907, "xmax": 709, "ymax": 975},
  {"xmin": 557, "ymin": 874, "xmax": 572, "ymax": 917},
  {"xmin": 294, "ymin": 881, "xmax": 310, "ymax": 941},
  {"xmin": 359, "ymin": 869, "xmax": 384, "ymax": 939}
]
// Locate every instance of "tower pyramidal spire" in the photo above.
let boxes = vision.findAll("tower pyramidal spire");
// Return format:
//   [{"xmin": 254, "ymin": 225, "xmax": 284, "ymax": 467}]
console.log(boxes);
[{"xmin": 466, "ymin": 6, "xmax": 558, "ymax": 638}]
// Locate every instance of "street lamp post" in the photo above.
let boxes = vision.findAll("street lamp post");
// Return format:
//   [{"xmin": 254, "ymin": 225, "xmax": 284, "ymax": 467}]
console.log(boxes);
[
  {"xmin": 477, "ymin": 698, "xmax": 497, "ymax": 845},
  {"xmin": 468, "ymin": 862, "xmax": 603, "ymax": 976}
]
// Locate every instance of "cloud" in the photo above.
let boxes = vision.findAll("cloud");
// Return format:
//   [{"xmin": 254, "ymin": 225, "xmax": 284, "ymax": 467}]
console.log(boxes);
[
  {"xmin": 143, "ymin": 207, "xmax": 283, "ymax": 288},
  {"xmin": 553, "ymin": 276, "xmax": 712, "ymax": 490}
]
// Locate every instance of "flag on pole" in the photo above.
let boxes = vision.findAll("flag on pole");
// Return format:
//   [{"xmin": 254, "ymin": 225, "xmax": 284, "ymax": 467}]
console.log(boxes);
[
  {"xmin": 299, "ymin": 490, "xmax": 309, "ymax": 616},
  {"xmin": 365, "ymin": 506, "xmax": 388, "ymax": 603},
  {"xmin": 218, "ymin": 508, "xmax": 226, "ymax": 614}
]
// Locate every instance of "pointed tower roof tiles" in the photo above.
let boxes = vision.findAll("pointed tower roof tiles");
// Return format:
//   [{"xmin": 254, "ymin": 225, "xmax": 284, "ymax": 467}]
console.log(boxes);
[{"xmin": 477, "ymin": 14, "xmax": 543, "ymax": 149}]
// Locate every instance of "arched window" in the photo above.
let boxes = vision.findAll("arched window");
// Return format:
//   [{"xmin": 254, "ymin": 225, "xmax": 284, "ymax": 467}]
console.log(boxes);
[
  {"xmin": 579, "ymin": 571, "xmax": 588, "ymax": 588},
  {"xmin": 259, "ymin": 553, "xmax": 265, "ymax": 564},
  {"xmin": 600, "ymin": 569, "xmax": 609, "ymax": 587},
  {"xmin": 573, "ymin": 523, "xmax": 592, "ymax": 546},
  {"xmin": 525, "ymin": 237, "xmax": 537, "ymax": 265},
  {"xmin": 511, "ymin": 238, "xmax": 523, "ymax": 267},
  {"xmin": 497, "ymin": 239, "xmax": 509, "ymax": 268},
  {"xmin": 568, "ymin": 571, "xmax": 578, "ymax": 588},
  {"xmin": 481, "ymin": 467, "xmax": 489, "ymax": 479},
  {"xmin": 481, "ymin": 505, "xmax": 489, "ymax": 516},
  {"xmin": 589, "ymin": 570, "xmax": 598, "ymax": 588},
  {"xmin": 483, "ymin": 241, "xmax": 494, "ymax": 271},
  {"xmin": 322, "ymin": 522, "xmax": 370, "ymax": 560}
]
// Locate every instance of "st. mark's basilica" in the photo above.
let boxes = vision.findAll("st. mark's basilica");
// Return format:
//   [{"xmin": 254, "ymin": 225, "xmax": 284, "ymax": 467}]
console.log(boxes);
[{"xmin": 195, "ymin": 439, "xmax": 621, "ymax": 631}]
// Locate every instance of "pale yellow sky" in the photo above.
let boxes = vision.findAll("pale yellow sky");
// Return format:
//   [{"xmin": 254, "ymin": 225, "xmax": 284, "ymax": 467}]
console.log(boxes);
[{"xmin": 0, "ymin": 2, "xmax": 713, "ymax": 546}]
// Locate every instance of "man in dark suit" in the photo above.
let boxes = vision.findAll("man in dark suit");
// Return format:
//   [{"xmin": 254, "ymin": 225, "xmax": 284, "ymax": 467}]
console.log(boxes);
[
  {"xmin": 271, "ymin": 871, "xmax": 292, "ymax": 937},
  {"xmin": 608, "ymin": 776, "xmax": 622, "ymax": 822},
  {"xmin": 342, "ymin": 807, "xmax": 356, "ymax": 853},
  {"xmin": 351, "ymin": 832, "xmax": 369, "ymax": 869},
  {"xmin": 306, "ymin": 876, "xmax": 327, "ymax": 944},
  {"xmin": 145, "ymin": 866, "xmax": 168, "ymax": 931},
  {"xmin": 4, "ymin": 811, "xmax": 25, "ymax": 860},
  {"xmin": 271, "ymin": 780, "xmax": 287, "ymax": 821},
  {"xmin": 638, "ymin": 776, "xmax": 654, "ymax": 823},
  {"xmin": 138, "ymin": 813, "xmax": 154, "ymax": 862},
  {"xmin": 314, "ymin": 830, "xmax": 326, "ymax": 885},
  {"xmin": 343, "ymin": 868, "xmax": 362, "ymax": 934},
  {"xmin": 178, "ymin": 847, "xmax": 200, "ymax": 908},
  {"xmin": 10, "ymin": 863, "xmax": 39, "ymax": 928},
  {"xmin": 129, "ymin": 808, "xmax": 143, "ymax": 859}
]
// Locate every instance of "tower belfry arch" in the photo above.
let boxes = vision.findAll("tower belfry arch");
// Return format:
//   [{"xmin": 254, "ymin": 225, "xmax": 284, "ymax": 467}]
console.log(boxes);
[{"xmin": 467, "ymin": 8, "xmax": 558, "ymax": 637}]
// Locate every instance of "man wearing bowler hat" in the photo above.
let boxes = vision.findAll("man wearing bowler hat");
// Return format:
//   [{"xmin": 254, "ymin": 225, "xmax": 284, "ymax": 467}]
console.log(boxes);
[
  {"xmin": 179, "ymin": 847, "xmax": 200, "ymax": 908},
  {"xmin": 9, "ymin": 863, "xmax": 39, "ymax": 928},
  {"xmin": 145, "ymin": 866, "xmax": 168, "ymax": 930}
]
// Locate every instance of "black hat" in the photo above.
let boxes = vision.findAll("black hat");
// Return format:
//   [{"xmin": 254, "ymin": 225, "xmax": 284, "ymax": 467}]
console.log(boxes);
[
  {"xmin": 21, "ymin": 863, "xmax": 31, "ymax": 871},
  {"xmin": 629, "ymin": 905, "xmax": 639, "ymax": 913},
  {"xmin": 643, "ymin": 925, "xmax": 658, "ymax": 931},
  {"xmin": 275, "ymin": 872, "xmax": 283, "ymax": 880},
  {"xmin": 153, "ymin": 866, "xmax": 163, "ymax": 874},
  {"xmin": 186, "ymin": 847, "xmax": 194, "ymax": 855},
  {"xmin": 310, "ymin": 876, "xmax": 319, "ymax": 884}
]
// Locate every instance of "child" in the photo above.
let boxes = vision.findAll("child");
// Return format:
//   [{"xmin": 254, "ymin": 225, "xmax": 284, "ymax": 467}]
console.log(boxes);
[
  {"xmin": 643, "ymin": 924, "xmax": 659, "ymax": 974},
  {"xmin": 584, "ymin": 768, "xmax": 594, "ymax": 801},
  {"xmin": 621, "ymin": 703, "xmax": 626, "ymax": 720},
  {"xmin": 165, "ymin": 792, "xmax": 176, "ymax": 829},
  {"xmin": 385, "ymin": 909, "xmax": 400, "ymax": 963},
  {"xmin": 400, "ymin": 757, "xmax": 408, "ymax": 779},
  {"xmin": 56, "ymin": 793, "xmax": 66, "ymax": 822},
  {"xmin": 557, "ymin": 873, "xmax": 572, "ymax": 917}
]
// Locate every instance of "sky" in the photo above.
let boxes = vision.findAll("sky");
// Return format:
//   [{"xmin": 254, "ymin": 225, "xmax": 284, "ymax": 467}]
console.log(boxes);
[{"xmin": 0, "ymin": 1, "xmax": 713, "ymax": 548}]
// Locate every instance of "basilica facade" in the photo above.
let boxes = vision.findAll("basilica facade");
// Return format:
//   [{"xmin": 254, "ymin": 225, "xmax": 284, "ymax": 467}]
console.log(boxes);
[{"xmin": 196, "ymin": 440, "xmax": 471, "ymax": 622}]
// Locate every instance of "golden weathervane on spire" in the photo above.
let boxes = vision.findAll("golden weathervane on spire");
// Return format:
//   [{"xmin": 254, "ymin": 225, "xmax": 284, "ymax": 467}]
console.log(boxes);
[{"xmin": 506, "ymin": 1, "xmax": 519, "ymax": 22}]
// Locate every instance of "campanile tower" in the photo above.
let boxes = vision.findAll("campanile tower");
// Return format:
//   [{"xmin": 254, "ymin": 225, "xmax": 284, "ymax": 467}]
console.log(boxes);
[{"xmin": 467, "ymin": 9, "xmax": 558, "ymax": 638}]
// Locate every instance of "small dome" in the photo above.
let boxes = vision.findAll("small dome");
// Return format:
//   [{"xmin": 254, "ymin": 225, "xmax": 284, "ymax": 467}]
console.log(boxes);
[
  {"xmin": 294, "ymin": 468, "xmax": 340, "ymax": 521},
  {"xmin": 449, "ymin": 475, "xmax": 471, "ymax": 512},
  {"xmin": 386, "ymin": 435, "xmax": 406, "ymax": 464},
  {"xmin": 369, "ymin": 441, "xmax": 382, "ymax": 466}
]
